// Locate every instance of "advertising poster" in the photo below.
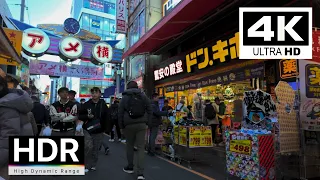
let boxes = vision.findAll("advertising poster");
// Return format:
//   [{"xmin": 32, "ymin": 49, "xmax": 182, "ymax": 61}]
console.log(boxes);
[
  {"xmin": 189, "ymin": 126, "xmax": 201, "ymax": 148},
  {"xmin": 116, "ymin": 0, "xmax": 127, "ymax": 34},
  {"xmin": 299, "ymin": 60, "xmax": 320, "ymax": 132},
  {"xmin": 178, "ymin": 126, "xmax": 187, "ymax": 146}
]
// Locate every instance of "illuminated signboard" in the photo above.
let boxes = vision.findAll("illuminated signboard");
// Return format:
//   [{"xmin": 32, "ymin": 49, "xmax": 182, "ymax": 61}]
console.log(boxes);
[
  {"xmin": 154, "ymin": 60, "xmax": 184, "ymax": 81},
  {"xmin": 279, "ymin": 59, "xmax": 299, "ymax": 79},
  {"xmin": 22, "ymin": 28, "xmax": 50, "ymax": 57},
  {"xmin": 91, "ymin": 42, "xmax": 113, "ymax": 65},
  {"xmin": 59, "ymin": 36, "xmax": 84, "ymax": 61},
  {"xmin": 163, "ymin": 0, "xmax": 182, "ymax": 16}
]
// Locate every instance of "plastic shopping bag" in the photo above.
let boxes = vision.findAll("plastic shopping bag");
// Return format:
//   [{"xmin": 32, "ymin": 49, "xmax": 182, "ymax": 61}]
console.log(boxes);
[
  {"xmin": 75, "ymin": 124, "xmax": 84, "ymax": 136},
  {"xmin": 40, "ymin": 126, "xmax": 52, "ymax": 136}
]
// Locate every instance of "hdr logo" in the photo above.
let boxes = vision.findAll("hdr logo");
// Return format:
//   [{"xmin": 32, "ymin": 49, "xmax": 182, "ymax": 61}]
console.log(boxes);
[
  {"xmin": 239, "ymin": 7, "xmax": 312, "ymax": 59},
  {"xmin": 8, "ymin": 136, "xmax": 84, "ymax": 175}
]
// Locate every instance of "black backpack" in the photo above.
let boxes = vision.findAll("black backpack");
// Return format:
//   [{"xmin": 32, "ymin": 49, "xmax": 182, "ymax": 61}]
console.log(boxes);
[
  {"xmin": 205, "ymin": 104, "xmax": 216, "ymax": 120},
  {"xmin": 126, "ymin": 93, "xmax": 146, "ymax": 119}
]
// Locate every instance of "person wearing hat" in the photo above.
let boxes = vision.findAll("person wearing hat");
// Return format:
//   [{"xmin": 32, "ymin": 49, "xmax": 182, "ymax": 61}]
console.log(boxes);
[{"xmin": 68, "ymin": 90, "xmax": 81, "ymax": 110}]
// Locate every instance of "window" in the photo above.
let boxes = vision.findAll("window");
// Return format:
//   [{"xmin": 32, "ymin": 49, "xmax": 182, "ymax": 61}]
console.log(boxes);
[
  {"xmin": 104, "ymin": 2, "xmax": 116, "ymax": 15},
  {"xmin": 110, "ymin": 19, "xmax": 116, "ymax": 34},
  {"xmin": 129, "ymin": 0, "xmax": 142, "ymax": 14},
  {"xmin": 103, "ymin": 19, "xmax": 110, "ymax": 32},
  {"xmin": 129, "ymin": 17, "xmax": 139, "ymax": 47},
  {"xmin": 82, "ymin": 13, "xmax": 90, "ymax": 28},
  {"xmin": 139, "ymin": 10, "xmax": 145, "ymax": 37}
]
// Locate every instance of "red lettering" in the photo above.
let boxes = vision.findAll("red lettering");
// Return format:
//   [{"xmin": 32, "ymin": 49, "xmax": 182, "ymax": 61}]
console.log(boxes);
[{"xmin": 27, "ymin": 33, "xmax": 44, "ymax": 48}]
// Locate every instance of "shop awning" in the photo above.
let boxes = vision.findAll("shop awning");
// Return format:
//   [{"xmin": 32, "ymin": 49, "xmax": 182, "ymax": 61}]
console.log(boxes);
[
  {"xmin": 122, "ymin": 0, "xmax": 224, "ymax": 59},
  {"xmin": 0, "ymin": 27, "xmax": 21, "ymax": 63},
  {"xmin": 103, "ymin": 80, "xmax": 125, "ymax": 98}
]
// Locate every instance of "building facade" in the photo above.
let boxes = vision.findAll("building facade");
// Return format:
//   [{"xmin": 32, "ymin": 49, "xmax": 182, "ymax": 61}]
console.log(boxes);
[
  {"xmin": 71, "ymin": 0, "xmax": 125, "ymax": 98},
  {"xmin": 124, "ymin": 0, "xmax": 163, "ymax": 96}
]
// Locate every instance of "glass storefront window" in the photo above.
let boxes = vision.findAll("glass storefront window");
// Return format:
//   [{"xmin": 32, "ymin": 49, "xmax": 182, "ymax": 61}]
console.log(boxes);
[
  {"xmin": 129, "ymin": 0, "xmax": 142, "ymax": 14},
  {"xmin": 103, "ymin": 19, "xmax": 110, "ymax": 33},
  {"xmin": 139, "ymin": 10, "xmax": 145, "ymax": 37}
]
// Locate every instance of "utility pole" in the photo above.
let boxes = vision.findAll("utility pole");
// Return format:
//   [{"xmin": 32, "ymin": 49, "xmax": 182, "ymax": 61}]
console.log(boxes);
[
  {"xmin": 20, "ymin": 0, "xmax": 26, "ymax": 22},
  {"xmin": 116, "ymin": 63, "xmax": 121, "ymax": 95}
]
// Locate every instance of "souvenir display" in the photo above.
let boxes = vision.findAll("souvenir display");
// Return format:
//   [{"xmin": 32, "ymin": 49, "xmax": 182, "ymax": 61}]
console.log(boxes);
[{"xmin": 226, "ymin": 90, "xmax": 276, "ymax": 180}]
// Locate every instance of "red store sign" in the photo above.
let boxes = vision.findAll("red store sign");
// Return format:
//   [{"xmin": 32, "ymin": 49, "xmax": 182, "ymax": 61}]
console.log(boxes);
[{"xmin": 312, "ymin": 29, "xmax": 320, "ymax": 63}]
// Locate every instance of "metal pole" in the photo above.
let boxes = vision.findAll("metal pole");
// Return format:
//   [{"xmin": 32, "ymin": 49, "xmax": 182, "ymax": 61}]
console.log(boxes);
[
  {"xmin": 116, "ymin": 64, "xmax": 121, "ymax": 95},
  {"xmin": 20, "ymin": 0, "xmax": 25, "ymax": 22}
]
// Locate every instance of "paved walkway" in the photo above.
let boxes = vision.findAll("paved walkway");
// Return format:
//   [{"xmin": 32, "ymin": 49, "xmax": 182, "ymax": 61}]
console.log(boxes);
[{"xmin": 11, "ymin": 135, "xmax": 223, "ymax": 180}]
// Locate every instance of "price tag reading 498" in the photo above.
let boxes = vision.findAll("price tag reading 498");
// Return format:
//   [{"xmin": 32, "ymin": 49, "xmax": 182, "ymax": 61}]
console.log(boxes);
[{"xmin": 229, "ymin": 140, "xmax": 252, "ymax": 155}]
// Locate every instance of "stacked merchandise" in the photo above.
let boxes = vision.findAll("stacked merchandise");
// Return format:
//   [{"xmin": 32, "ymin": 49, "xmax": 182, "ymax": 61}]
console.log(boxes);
[{"xmin": 226, "ymin": 90, "xmax": 277, "ymax": 180}]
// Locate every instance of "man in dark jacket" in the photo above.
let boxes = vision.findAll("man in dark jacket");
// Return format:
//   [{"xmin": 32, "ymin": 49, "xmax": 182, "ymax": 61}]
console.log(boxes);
[
  {"xmin": 68, "ymin": 90, "xmax": 81, "ymax": 110},
  {"xmin": 118, "ymin": 81, "xmax": 152, "ymax": 180},
  {"xmin": 49, "ymin": 87, "xmax": 77, "ymax": 136},
  {"xmin": 31, "ymin": 96, "xmax": 50, "ymax": 136},
  {"xmin": 109, "ymin": 99, "xmax": 121, "ymax": 142},
  {"xmin": 78, "ymin": 87, "xmax": 110, "ymax": 172},
  {"xmin": 149, "ymin": 93, "xmax": 171, "ymax": 156}
]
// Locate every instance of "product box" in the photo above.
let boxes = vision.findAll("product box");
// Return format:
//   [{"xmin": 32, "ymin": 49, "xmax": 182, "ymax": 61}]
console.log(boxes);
[{"xmin": 226, "ymin": 131, "xmax": 275, "ymax": 180}]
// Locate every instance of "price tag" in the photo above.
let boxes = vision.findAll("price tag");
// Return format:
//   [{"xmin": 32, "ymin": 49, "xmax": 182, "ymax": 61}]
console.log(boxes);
[
  {"xmin": 189, "ymin": 126, "xmax": 201, "ymax": 148},
  {"xmin": 229, "ymin": 140, "xmax": 252, "ymax": 155},
  {"xmin": 179, "ymin": 126, "xmax": 187, "ymax": 146},
  {"xmin": 200, "ymin": 126, "xmax": 213, "ymax": 147}
]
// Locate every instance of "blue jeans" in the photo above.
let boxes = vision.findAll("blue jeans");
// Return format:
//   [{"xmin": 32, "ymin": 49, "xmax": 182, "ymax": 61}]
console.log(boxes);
[{"xmin": 148, "ymin": 126, "xmax": 159, "ymax": 153}]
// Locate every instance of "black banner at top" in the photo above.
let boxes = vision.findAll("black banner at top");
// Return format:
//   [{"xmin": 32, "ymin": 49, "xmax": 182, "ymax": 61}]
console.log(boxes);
[{"xmin": 164, "ymin": 63, "xmax": 264, "ymax": 92}]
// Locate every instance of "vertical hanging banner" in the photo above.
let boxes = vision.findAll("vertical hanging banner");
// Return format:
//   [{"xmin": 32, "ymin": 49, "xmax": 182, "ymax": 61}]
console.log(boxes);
[{"xmin": 116, "ymin": 0, "xmax": 127, "ymax": 34}]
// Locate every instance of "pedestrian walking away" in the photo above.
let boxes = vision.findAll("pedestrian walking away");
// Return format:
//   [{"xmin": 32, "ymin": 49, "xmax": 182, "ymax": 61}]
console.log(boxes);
[
  {"xmin": 109, "ymin": 99, "xmax": 122, "ymax": 142},
  {"xmin": 78, "ymin": 87, "xmax": 110, "ymax": 172},
  {"xmin": 118, "ymin": 81, "xmax": 152, "ymax": 180},
  {"xmin": 49, "ymin": 87, "xmax": 78, "ymax": 136}
]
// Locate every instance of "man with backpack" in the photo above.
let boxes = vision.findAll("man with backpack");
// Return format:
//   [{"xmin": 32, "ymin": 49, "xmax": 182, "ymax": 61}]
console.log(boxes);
[
  {"xmin": 109, "ymin": 99, "xmax": 122, "ymax": 142},
  {"xmin": 203, "ymin": 99, "xmax": 219, "ymax": 146},
  {"xmin": 118, "ymin": 81, "xmax": 152, "ymax": 180}
]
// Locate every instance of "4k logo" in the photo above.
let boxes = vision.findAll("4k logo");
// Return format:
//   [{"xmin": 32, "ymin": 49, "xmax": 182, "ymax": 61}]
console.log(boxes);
[{"xmin": 239, "ymin": 7, "xmax": 312, "ymax": 59}]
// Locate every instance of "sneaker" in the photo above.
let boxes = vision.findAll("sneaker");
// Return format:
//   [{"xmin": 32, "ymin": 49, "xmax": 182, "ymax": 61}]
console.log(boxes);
[
  {"xmin": 123, "ymin": 166, "xmax": 134, "ymax": 174},
  {"xmin": 118, "ymin": 138, "xmax": 122, "ymax": 142},
  {"xmin": 105, "ymin": 147, "xmax": 110, "ymax": 155},
  {"xmin": 85, "ymin": 169, "xmax": 89, "ymax": 173},
  {"xmin": 109, "ymin": 139, "xmax": 115, "ymax": 142},
  {"xmin": 121, "ymin": 139, "xmax": 126, "ymax": 143},
  {"xmin": 137, "ymin": 175, "xmax": 145, "ymax": 180},
  {"xmin": 218, "ymin": 142, "xmax": 225, "ymax": 147},
  {"xmin": 90, "ymin": 167, "xmax": 96, "ymax": 171},
  {"xmin": 134, "ymin": 146, "xmax": 138, "ymax": 151}
]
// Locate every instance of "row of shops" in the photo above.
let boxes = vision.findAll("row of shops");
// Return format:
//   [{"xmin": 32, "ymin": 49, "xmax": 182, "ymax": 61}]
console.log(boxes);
[{"xmin": 123, "ymin": 0, "xmax": 320, "ymax": 179}]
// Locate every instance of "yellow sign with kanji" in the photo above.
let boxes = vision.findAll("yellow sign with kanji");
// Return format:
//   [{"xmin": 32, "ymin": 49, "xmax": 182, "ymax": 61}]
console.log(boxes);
[
  {"xmin": 0, "ymin": 28, "xmax": 22, "ymax": 65},
  {"xmin": 200, "ymin": 126, "xmax": 213, "ymax": 147},
  {"xmin": 306, "ymin": 64, "xmax": 320, "ymax": 98},
  {"xmin": 229, "ymin": 140, "xmax": 252, "ymax": 155},
  {"xmin": 178, "ymin": 126, "xmax": 187, "ymax": 146},
  {"xmin": 279, "ymin": 59, "xmax": 299, "ymax": 79},
  {"xmin": 188, "ymin": 126, "xmax": 201, "ymax": 148},
  {"xmin": 186, "ymin": 32, "xmax": 239, "ymax": 73},
  {"xmin": 0, "ymin": 58, "xmax": 20, "ymax": 66}
]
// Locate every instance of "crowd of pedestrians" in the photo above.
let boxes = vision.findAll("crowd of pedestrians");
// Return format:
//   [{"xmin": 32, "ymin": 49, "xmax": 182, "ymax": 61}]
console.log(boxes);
[{"xmin": 0, "ymin": 73, "xmax": 225, "ymax": 180}]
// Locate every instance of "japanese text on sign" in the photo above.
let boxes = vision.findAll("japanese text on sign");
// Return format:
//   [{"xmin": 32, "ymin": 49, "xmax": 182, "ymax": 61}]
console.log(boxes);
[
  {"xmin": 313, "ymin": 30, "xmax": 320, "ymax": 60},
  {"xmin": 243, "ymin": 90, "xmax": 276, "ymax": 116},
  {"xmin": 306, "ymin": 64, "xmax": 320, "ymax": 98},
  {"xmin": 116, "ymin": 0, "xmax": 127, "ymax": 34},
  {"xmin": 29, "ymin": 60, "xmax": 104, "ymax": 79},
  {"xmin": 154, "ymin": 60, "xmax": 184, "ymax": 81},
  {"xmin": 229, "ymin": 140, "xmax": 252, "ymax": 155},
  {"xmin": 279, "ymin": 59, "xmax": 299, "ymax": 79},
  {"xmin": 189, "ymin": 127, "xmax": 201, "ymax": 148},
  {"xmin": 186, "ymin": 32, "xmax": 239, "ymax": 73},
  {"xmin": 179, "ymin": 126, "xmax": 187, "ymax": 146},
  {"xmin": 200, "ymin": 126, "xmax": 213, "ymax": 147}
]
